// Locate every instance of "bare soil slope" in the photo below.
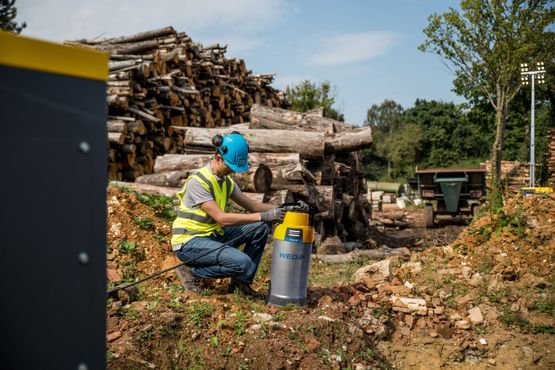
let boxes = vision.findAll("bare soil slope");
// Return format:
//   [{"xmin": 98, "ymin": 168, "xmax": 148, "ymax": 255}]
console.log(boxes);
[{"xmin": 105, "ymin": 187, "xmax": 554, "ymax": 369}]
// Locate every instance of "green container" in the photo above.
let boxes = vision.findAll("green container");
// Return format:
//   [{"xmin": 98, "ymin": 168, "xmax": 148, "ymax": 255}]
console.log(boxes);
[{"xmin": 434, "ymin": 177, "xmax": 467, "ymax": 213}]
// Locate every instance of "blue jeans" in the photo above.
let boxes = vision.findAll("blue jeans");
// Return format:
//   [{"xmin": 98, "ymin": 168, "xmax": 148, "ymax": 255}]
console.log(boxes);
[{"xmin": 174, "ymin": 221, "xmax": 270, "ymax": 284}]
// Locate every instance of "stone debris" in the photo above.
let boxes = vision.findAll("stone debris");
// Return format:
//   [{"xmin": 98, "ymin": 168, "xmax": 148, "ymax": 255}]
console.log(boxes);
[
  {"xmin": 467, "ymin": 307, "xmax": 484, "ymax": 325},
  {"xmin": 455, "ymin": 294, "xmax": 474, "ymax": 306},
  {"xmin": 358, "ymin": 309, "xmax": 388, "ymax": 338},
  {"xmin": 252, "ymin": 313, "xmax": 273, "ymax": 322},
  {"xmin": 391, "ymin": 296, "xmax": 427, "ymax": 315},
  {"xmin": 353, "ymin": 259, "xmax": 391, "ymax": 284},
  {"xmin": 400, "ymin": 261, "xmax": 422, "ymax": 274},
  {"xmin": 107, "ymin": 331, "xmax": 122, "ymax": 342},
  {"xmin": 404, "ymin": 314, "xmax": 415, "ymax": 329},
  {"xmin": 455, "ymin": 320, "xmax": 470, "ymax": 330},
  {"xmin": 436, "ymin": 324, "xmax": 454, "ymax": 339}
]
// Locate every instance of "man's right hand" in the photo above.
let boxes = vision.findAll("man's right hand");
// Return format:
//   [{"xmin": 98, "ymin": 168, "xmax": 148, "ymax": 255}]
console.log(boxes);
[{"xmin": 260, "ymin": 207, "xmax": 286, "ymax": 223}]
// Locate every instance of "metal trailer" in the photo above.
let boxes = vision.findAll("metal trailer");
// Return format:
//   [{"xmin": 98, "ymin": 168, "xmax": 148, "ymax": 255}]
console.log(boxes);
[
  {"xmin": 0, "ymin": 31, "xmax": 108, "ymax": 369},
  {"xmin": 415, "ymin": 167, "xmax": 486, "ymax": 228}
]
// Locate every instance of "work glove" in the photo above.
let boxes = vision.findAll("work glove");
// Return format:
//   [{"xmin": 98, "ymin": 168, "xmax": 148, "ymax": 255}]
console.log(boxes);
[
  {"xmin": 295, "ymin": 200, "xmax": 310, "ymax": 212},
  {"xmin": 283, "ymin": 200, "xmax": 310, "ymax": 213},
  {"xmin": 260, "ymin": 207, "xmax": 286, "ymax": 223}
]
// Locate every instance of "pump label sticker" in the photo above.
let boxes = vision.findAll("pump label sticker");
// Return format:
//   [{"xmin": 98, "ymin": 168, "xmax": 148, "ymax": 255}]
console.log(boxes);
[
  {"xmin": 279, "ymin": 252, "xmax": 305, "ymax": 260},
  {"xmin": 284, "ymin": 228, "xmax": 303, "ymax": 242}
]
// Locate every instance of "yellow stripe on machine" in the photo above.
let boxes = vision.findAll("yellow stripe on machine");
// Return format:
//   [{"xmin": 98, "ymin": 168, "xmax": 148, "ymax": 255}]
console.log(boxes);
[
  {"xmin": 0, "ymin": 31, "xmax": 108, "ymax": 81},
  {"xmin": 520, "ymin": 187, "xmax": 554, "ymax": 194}
]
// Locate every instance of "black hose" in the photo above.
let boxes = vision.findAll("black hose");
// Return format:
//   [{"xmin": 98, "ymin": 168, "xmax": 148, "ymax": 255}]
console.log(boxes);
[{"xmin": 106, "ymin": 225, "xmax": 260, "ymax": 295}]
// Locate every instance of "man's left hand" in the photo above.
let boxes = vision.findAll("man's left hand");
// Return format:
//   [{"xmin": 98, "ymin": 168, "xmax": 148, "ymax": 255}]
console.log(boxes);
[
  {"xmin": 283, "ymin": 200, "xmax": 310, "ymax": 213},
  {"xmin": 295, "ymin": 200, "xmax": 310, "ymax": 212}
]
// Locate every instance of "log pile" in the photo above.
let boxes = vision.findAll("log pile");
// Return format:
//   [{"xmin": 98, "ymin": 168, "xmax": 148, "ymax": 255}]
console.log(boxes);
[
  {"xmin": 119, "ymin": 104, "xmax": 374, "ymax": 246},
  {"xmin": 547, "ymin": 129, "xmax": 555, "ymax": 187},
  {"xmin": 67, "ymin": 27, "xmax": 287, "ymax": 181},
  {"xmin": 482, "ymin": 160, "xmax": 531, "ymax": 193}
]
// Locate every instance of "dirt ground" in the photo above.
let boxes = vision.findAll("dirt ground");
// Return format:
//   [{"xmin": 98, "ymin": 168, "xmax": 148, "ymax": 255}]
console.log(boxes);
[{"xmin": 105, "ymin": 186, "xmax": 555, "ymax": 369}]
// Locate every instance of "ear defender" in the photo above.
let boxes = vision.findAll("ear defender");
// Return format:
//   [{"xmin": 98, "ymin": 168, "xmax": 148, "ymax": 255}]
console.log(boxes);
[
  {"xmin": 212, "ymin": 134, "xmax": 228, "ymax": 155},
  {"xmin": 212, "ymin": 134, "xmax": 223, "ymax": 147}
]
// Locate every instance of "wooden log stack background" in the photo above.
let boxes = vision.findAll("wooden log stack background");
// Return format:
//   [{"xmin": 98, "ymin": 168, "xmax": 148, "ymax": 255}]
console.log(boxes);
[
  {"xmin": 116, "ymin": 104, "xmax": 374, "ymax": 246},
  {"xmin": 547, "ymin": 129, "xmax": 555, "ymax": 187},
  {"xmin": 67, "ymin": 27, "xmax": 287, "ymax": 181},
  {"xmin": 482, "ymin": 160, "xmax": 531, "ymax": 193}
]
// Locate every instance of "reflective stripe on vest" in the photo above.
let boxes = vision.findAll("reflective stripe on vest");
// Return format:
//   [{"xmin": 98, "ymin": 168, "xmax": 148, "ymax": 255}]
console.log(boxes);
[
  {"xmin": 170, "ymin": 166, "xmax": 235, "ymax": 247},
  {"xmin": 177, "ymin": 210, "xmax": 214, "ymax": 224}
]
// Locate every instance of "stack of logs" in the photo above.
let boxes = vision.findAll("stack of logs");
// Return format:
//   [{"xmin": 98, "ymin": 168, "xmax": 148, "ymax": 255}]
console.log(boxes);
[
  {"xmin": 547, "ymin": 129, "xmax": 555, "ymax": 187},
  {"xmin": 67, "ymin": 27, "xmax": 287, "ymax": 181},
  {"xmin": 115, "ymin": 104, "xmax": 374, "ymax": 245},
  {"xmin": 482, "ymin": 160, "xmax": 531, "ymax": 193}
]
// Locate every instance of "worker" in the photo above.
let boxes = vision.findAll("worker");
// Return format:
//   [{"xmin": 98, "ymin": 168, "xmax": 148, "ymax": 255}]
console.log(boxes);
[{"xmin": 171, "ymin": 131, "xmax": 309, "ymax": 298}]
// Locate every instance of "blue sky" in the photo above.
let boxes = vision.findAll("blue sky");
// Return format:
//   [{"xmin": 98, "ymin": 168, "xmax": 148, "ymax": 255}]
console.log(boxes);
[{"xmin": 18, "ymin": 0, "xmax": 465, "ymax": 125}]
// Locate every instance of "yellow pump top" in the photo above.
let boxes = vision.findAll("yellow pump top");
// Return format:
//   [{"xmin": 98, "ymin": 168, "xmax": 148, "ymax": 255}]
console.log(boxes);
[{"xmin": 273, "ymin": 212, "xmax": 314, "ymax": 243}]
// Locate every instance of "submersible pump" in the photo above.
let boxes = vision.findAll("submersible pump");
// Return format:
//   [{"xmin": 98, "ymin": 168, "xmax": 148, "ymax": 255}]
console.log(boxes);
[{"xmin": 266, "ymin": 210, "xmax": 314, "ymax": 306}]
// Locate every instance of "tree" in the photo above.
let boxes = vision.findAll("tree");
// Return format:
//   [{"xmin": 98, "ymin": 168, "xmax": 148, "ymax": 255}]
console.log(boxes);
[
  {"xmin": 364, "ymin": 100, "xmax": 405, "ymax": 178},
  {"xmin": 285, "ymin": 80, "xmax": 345, "ymax": 121},
  {"xmin": 419, "ymin": 0, "xmax": 555, "ymax": 207},
  {"xmin": 365, "ymin": 99, "xmax": 404, "ymax": 133},
  {"xmin": 1, "ymin": 0, "xmax": 26, "ymax": 33},
  {"xmin": 404, "ymin": 99, "xmax": 491, "ymax": 168}
]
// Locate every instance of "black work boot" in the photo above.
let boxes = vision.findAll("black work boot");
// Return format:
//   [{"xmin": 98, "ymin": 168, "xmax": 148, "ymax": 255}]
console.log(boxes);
[
  {"xmin": 228, "ymin": 280, "xmax": 265, "ymax": 299},
  {"xmin": 175, "ymin": 265, "xmax": 201, "ymax": 293}
]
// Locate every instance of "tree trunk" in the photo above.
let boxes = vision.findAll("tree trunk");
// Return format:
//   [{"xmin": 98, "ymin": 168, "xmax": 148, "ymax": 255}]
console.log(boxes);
[
  {"xmin": 233, "ymin": 164, "xmax": 273, "ymax": 193},
  {"xmin": 135, "ymin": 170, "xmax": 191, "ymax": 187},
  {"xmin": 265, "ymin": 189, "xmax": 294, "ymax": 206},
  {"xmin": 177, "ymin": 127, "xmax": 326, "ymax": 158},
  {"xmin": 249, "ymin": 104, "xmax": 335, "ymax": 133},
  {"xmin": 324, "ymin": 126, "xmax": 373, "ymax": 153},
  {"xmin": 490, "ymin": 86, "xmax": 507, "ymax": 208},
  {"xmin": 312, "ymin": 247, "xmax": 410, "ymax": 263},
  {"xmin": 154, "ymin": 154, "xmax": 212, "ymax": 173}
]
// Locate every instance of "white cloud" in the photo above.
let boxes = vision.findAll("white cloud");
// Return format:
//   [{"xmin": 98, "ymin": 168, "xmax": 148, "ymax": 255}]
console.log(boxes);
[
  {"xmin": 17, "ymin": 0, "xmax": 287, "ymax": 46},
  {"xmin": 307, "ymin": 31, "xmax": 403, "ymax": 67}
]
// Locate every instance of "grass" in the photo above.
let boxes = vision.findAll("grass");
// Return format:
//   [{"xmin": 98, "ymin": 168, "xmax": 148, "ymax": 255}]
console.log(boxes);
[
  {"xmin": 136, "ymin": 192, "xmax": 176, "ymax": 222},
  {"xmin": 133, "ymin": 216, "xmax": 154, "ymax": 230},
  {"xmin": 476, "ymin": 256, "xmax": 495, "ymax": 274},
  {"xmin": 119, "ymin": 240, "xmax": 136, "ymax": 254},
  {"xmin": 309, "ymin": 259, "xmax": 366, "ymax": 286},
  {"xmin": 487, "ymin": 288, "xmax": 510, "ymax": 303},
  {"xmin": 501, "ymin": 307, "xmax": 555, "ymax": 334},
  {"xmin": 122, "ymin": 260, "xmax": 137, "ymax": 282},
  {"xmin": 530, "ymin": 299, "xmax": 555, "ymax": 316},
  {"xmin": 233, "ymin": 311, "xmax": 247, "ymax": 336},
  {"xmin": 187, "ymin": 301, "xmax": 215, "ymax": 328}
]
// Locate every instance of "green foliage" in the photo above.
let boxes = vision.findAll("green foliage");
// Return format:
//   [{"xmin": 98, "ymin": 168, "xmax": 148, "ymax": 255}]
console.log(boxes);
[
  {"xmin": 363, "ymin": 99, "xmax": 491, "ymax": 181},
  {"xmin": 136, "ymin": 192, "xmax": 176, "ymax": 222},
  {"xmin": 0, "ymin": 0, "xmax": 26, "ymax": 33},
  {"xmin": 188, "ymin": 301, "xmax": 215, "ymax": 327},
  {"xmin": 531, "ymin": 299, "xmax": 555, "ymax": 315},
  {"xmin": 285, "ymin": 80, "xmax": 344, "ymax": 121},
  {"xmin": 119, "ymin": 240, "xmax": 137, "ymax": 254},
  {"xmin": 501, "ymin": 307, "xmax": 555, "ymax": 334},
  {"xmin": 419, "ymin": 0, "xmax": 555, "ymax": 205},
  {"xmin": 233, "ymin": 311, "xmax": 247, "ymax": 336},
  {"xmin": 133, "ymin": 216, "xmax": 154, "ymax": 230}
]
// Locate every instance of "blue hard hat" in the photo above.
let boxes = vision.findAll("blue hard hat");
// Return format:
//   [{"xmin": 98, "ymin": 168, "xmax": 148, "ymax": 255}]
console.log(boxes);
[{"xmin": 216, "ymin": 132, "xmax": 249, "ymax": 173}]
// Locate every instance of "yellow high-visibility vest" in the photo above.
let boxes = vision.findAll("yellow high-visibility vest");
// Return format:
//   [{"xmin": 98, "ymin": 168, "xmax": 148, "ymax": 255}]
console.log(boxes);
[{"xmin": 171, "ymin": 166, "xmax": 235, "ymax": 249}]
